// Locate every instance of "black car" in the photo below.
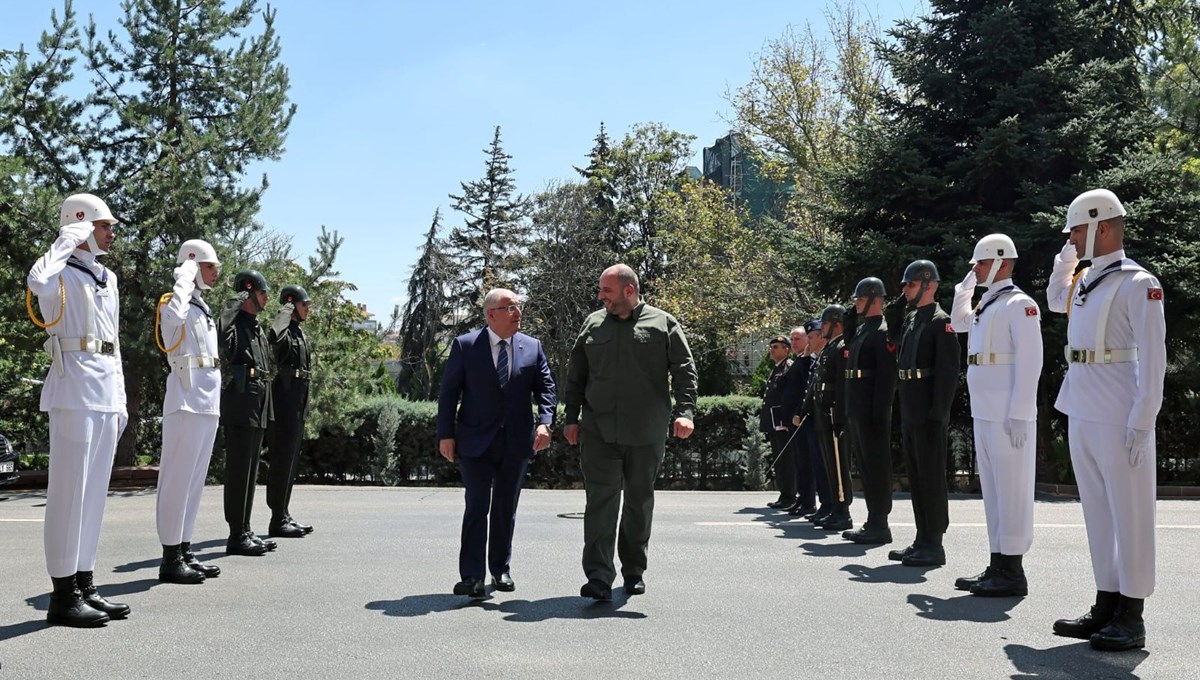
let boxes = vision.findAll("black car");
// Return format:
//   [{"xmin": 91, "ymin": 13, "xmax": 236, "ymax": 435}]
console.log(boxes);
[{"xmin": 0, "ymin": 433, "xmax": 17, "ymax": 486}]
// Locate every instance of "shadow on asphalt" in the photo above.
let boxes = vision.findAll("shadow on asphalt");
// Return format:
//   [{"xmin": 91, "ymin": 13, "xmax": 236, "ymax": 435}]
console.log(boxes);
[
  {"xmin": 112, "ymin": 538, "xmax": 237, "ymax": 573},
  {"xmin": 841, "ymin": 562, "xmax": 936, "ymax": 585},
  {"xmin": 797, "ymin": 541, "xmax": 874, "ymax": 559},
  {"xmin": 0, "ymin": 619, "xmax": 47, "ymax": 642},
  {"xmin": 907, "ymin": 592, "xmax": 1021, "ymax": 622},
  {"xmin": 1004, "ymin": 642, "xmax": 1148, "ymax": 679},
  {"xmin": 366, "ymin": 592, "xmax": 647, "ymax": 621}
]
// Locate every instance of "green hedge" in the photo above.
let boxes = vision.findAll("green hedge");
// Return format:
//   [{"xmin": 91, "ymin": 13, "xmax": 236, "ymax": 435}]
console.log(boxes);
[{"xmin": 296, "ymin": 395, "xmax": 766, "ymax": 490}]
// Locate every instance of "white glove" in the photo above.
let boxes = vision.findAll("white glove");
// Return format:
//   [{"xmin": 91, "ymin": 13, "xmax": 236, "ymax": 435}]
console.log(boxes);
[
  {"xmin": 272, "ymin": 302, "xmax": 295, "ymax": 335},
  {"xmin": 1004, "ymin": 418, "xmax": 1031, "ymax": 448},
  {"xmin": 173, "ymin": 259, "xmax": 199, "ymax": 282},
  {"xmin": 1059, "ymin": 240, "xmax": 1079, "ymax": 265},
  {"xmin": 959, "ymin": 269, "xmax": 978, "ymax": 291},
  {"xmin": 60, "ymin": 221, "xmax": 93, "ymax": 246},
  {"xmin": 1125, "ymin": 428, "xmax": 1151, "ymax": 467},
  {"xmin": 117, "ymin": 410, "xmax": 129, "ymax": 440}
]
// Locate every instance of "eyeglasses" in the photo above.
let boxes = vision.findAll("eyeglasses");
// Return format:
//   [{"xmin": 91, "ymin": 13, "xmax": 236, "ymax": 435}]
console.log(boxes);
[{"xmin": 491, "ymin": 304, "xmax": 522, "ymax": 314}]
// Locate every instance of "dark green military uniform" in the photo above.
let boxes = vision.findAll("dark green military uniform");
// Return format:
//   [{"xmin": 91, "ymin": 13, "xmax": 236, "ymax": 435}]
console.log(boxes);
[
  {"xmin": 564, "ymin": 301, "xmax": 697, "ymax": 587},
  {"xmin": 806, "ymin": 333, "xmax": 853, "ymax": 530},
  {"xmin": 844, "ymin": 315, "xmax": 897, "ymax": 537},
  {"xmin": 896, "ymin": 302, "xmax": 960, "ymax": 556},
  {"xmin": 218, "ymin": 303, "xmax": 273, "ymax": 538},
  {"xmin": 761, "ymin": 354, "xmax": 796, "ymax": 505},
  {"xmin": 267, "ymin": 320, "xmax": 310, "ymax": 526}
]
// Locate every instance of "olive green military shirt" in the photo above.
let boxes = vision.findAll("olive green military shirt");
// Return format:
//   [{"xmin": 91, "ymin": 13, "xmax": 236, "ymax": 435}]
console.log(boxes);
[{"xmin": 563, "ymin": 301, "xmax": 698, "ymax": 446}]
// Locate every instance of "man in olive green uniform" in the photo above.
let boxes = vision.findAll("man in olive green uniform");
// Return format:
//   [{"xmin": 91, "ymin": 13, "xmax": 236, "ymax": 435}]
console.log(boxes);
[
  {"xmin": 805, "ymin": 305, "xmax": 853, "ymax": 532},
  {"xmin": 266, "ymin": 284, "xmax": 315, "ymax": 538},
  {"xmin": 219, "ymin": 270, "xmax": 276, "ymax": 557},
  {"xmin": 564, "ymin": 264, "xmax": 698, "ymax": 601},
  {"xmin": 843, "ymin": 277, "xmax": 898, "ymax": 545},
  {"xmin": 891, "ymin": 260, "xmax": 960, "ymax": 566}
]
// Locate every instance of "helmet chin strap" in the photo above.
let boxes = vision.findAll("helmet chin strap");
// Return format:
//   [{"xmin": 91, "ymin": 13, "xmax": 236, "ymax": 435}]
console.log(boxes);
[
  {"xmin": 1082, "ymin": 224, "xmax": 1098, "ymax": 260},
  {"xmin": 194, "ymin": 272, "xmax": 211, "ymax": 291},
  {"xmin": 982, "ymin": 258, "xmax": 1001, "ymax": 288},
  {"xmin": 86, "ymin": 232, "xmax": 108, "ymax": 256}
]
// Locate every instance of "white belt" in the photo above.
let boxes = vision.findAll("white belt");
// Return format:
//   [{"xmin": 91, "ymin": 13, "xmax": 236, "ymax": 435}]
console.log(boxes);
[
  {"xmin": 967, "ymin": 353, "xmax": 1015, "ymax": 366},
  {"xmin": 1064, "ymin": 347, "xmax": 1137, "ymax": 364},
  {"xmin": 54, "ymin": 336, "xmax": 116, "ymax": 355},
  {"xmin": 170, "ymin": 355, "xmax": 220, "ymax": 370}
]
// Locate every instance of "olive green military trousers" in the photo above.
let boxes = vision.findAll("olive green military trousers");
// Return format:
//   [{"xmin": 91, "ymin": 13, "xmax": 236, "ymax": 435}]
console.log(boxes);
[{"xmin": 579, "ymin": 430, "xmax": 666, "ymax": 586}]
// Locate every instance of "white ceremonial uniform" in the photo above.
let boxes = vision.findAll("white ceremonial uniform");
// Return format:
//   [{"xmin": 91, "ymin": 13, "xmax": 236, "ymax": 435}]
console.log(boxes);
[
  {"xmin": 951, "ymin": 277, "xmax": 1043, "ymax": 555},
  {"xmin": 27, "ymin": 226, "xmax": 126, "ymax": 579},
  {"xmin": 156, "ymin": 261, "xmax": 221, "ymax": 546},
  {"xmin": 1047, "ymin": 248, "xmax": 1166, "ymax": 599}
]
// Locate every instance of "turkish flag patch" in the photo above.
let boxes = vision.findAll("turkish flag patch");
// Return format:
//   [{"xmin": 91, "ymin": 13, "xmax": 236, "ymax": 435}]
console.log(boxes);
[
  {"xmin": 1025, "ymin": 307, "xmax": 1038, "ymax": 317},
  {"xmin": 886, "ymin": 343, "xmax": 897, "ymax": 353},
  {"xmin": 1148, "ymin": 288, "xmax": 1163, "ymax": 301},
  {"xmin": 944, "ymin": 322, "xmax": 954, "ymax": 333}
]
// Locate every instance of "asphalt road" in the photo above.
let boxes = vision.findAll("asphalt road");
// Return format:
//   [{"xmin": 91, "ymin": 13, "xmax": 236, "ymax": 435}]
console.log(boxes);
[{"xmin": 1, "ymin": 486, "xmax": 1196, "ymax": 679}]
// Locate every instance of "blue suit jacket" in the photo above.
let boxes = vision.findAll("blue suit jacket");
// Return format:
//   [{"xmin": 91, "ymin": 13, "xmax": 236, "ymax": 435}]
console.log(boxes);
[{"xmin": 436, "ymin": 328, "xmax": 557, "ymax": 459}]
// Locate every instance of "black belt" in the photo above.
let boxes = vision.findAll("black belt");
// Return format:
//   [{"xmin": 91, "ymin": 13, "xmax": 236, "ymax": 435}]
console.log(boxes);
[
  {"xmin": 845, "ymin": 369, "xmax": 874, "ymax": 379},
  {"xmin": 897, "ymin": 368, "xmax": 935, "ymax": 381}
]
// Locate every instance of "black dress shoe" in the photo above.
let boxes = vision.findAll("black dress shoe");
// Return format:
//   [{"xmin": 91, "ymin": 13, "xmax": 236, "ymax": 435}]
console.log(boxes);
[
  {"xmin": 767, "ymin": 499, "xmax": 791, "ymax": 509},
  {"xmin": 843, "ymin": 527, "xmax": 892, "ymax": 545},
  {"xmin": 624, "ymin": 576, "xmax": 646, "ymax": 595},
  {"xmin": 492, "ymin": 573, "xmax": 515, "ymax": 592},
  {"xmin": 181, "ymin": 542, "xmax": 220, "ymax": 578},
  {"xmin": 821, "ymin": 513, "xmax": 853, "ymax": 532},
  {"xmin": 286, "ymin": 515, "xmax": 314, "ymax": 534},
  {"xmin": 580, "ymin": 579, "xmax": 612, "ymax": 601},
  {"xmin": 453, "ymin": 578, "xmax": 486, "ymax": 598},
  {"xmin": 794, "ymin": 506, "xmax": 817, "ymax": 516},
  {"xmin": 76, "ymin": 571, "xmax": 131, "ymax": 620},
  {"xmin": 269, "ymin": 518, "xmax": 306, "ymax": 538},
  {"xmin": 1054, "ymin": 591, "xmax": 1120, "ymax": 639},
  {"xmin": 227, "ymin": 532, "xmax": 268, "ymax": 556},
  {"xmin": 252, "ymin": 534, "xmax": 278, "ymax": 552},
  {"xmin": 888, "ymin": 544, "xmax": 918, "ymax": 562},
  {"xmin": 902, "ymin": 546, "xmax": 946, "ymax": 567},
  {"xmin": 809, "ymin": 509, "xmax": 832, "ymax": 526}
]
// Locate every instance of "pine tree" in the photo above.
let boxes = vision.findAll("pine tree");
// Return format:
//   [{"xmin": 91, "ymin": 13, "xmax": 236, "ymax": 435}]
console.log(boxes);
[
  {"xmin": 574, "ymin": 122, "xmax": 622, "ymax": 255},
  {"xmin": 397, "ymin": 210, "xmax": 450, "ymax": 400},
  {"xmin": 447, "ymin": 126, "xmax": 531, "ymax": 333}
]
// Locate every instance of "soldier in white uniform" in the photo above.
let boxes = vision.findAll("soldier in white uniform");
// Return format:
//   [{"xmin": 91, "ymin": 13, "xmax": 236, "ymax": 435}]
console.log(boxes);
[
  {"xmin": 1046, "ymin": 189, "xmax": 1166, "ymax": 651},
  {"xmin": 949, "ymin": 234, "xmax": 1042, "ymax": 597},
  {"xmin": 155, "ymin": 240, "xmax": 224, "ymax": 584},
  {"xmin": 27, "ymin": 193, "xmax": 130, "ymax": 627}
]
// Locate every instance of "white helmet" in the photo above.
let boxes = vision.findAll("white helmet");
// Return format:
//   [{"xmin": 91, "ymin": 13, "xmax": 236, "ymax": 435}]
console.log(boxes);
[
  {"xmin": 60, "ymin": 193, "xmax": 117, "ymax": 256},
  {"xmin": 1064, "ymin": 189, "xmax": 1125, "ymax": 260},
  {"xmin": 177, "ymin": 239, "xmax": 221, "ymax": 290},
  {"xmin": 969, "ymin": 233, "xmax": 1018, "ymax": 288}
]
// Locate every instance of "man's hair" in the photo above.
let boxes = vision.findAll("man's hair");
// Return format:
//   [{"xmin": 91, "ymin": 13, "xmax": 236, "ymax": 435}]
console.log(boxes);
[
  {"xmin": 790, "ymin": 327, "xmax": 806, "ymax": 336},
  {"xmin": 603, "ymin": 264, "xmax": 640, "ymax": 294},
  {"xmin": 481, "ymin": 288, "xmax": 518, "ymax": 310}
]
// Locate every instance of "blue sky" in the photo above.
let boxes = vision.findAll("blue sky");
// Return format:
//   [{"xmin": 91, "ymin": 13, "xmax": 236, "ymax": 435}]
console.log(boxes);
[{"xmin": 4, "ymin": 1, "xmax": 923, "ymax": 324}]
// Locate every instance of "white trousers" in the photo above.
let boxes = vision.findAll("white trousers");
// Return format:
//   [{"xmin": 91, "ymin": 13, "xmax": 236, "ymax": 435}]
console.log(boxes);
[
  {"xmin": 45, "ymin": 409, "xmax": 117, "ymax": 578},
  {"xmin": 1068, "ymin": 418, "xmax": 1156, "ymax": 598},
  {"xmin": 974, "ymin": 418, "xmax": 1035, "ymax": 555},
  {"xmin": 156, "ymin": 411, "xmax": 218, "ymax": 545}
]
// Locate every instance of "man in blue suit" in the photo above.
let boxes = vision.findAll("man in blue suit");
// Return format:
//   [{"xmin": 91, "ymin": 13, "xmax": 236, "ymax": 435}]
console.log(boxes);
[{"xmin": 437, "ymin": 288, "xmax": 556, "ymax": 598}]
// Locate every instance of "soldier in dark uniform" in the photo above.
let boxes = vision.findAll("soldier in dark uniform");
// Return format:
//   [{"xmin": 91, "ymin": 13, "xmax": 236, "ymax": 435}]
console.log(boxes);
[
  {"xmin": 783, "ymin": 323, "xmax": 825, "ymax": 516},
  {"xmin": 842, "ymin": 278, "xmax": 898, "ymax": 545},
  {"xmin": 218, "ymin": 270, "xmax": 276, "ymax": 557},
  {"xmin": 761, "ymin": 335, "xmax": 796, "ymax": 509},
  {"xmin": 805, "ymin": 307, "xmax": 854, "ymax": 531},
  {"xmin": 890, "ymin": 260, "xmax": 960, "ymax": 566},
  {"xmin": 266, "ymin": 285, "xmax": 315, "ymax": 538}
]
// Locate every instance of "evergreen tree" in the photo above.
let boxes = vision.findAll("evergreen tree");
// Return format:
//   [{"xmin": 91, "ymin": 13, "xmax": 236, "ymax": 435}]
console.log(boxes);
[
  {"xmin": 574, "ymin": 122, "xmax": 622, "ymax": 255},
  {"xmin": 0, "ymin": 1, "xmax": 294, "ymax": 465},
  {"xmin": 397, "ymin": 210, "xmax": 450, "ymax": 400},
  {"xmin": 447, "ymin": 126, "xmax": 531, "ymax": 334}
]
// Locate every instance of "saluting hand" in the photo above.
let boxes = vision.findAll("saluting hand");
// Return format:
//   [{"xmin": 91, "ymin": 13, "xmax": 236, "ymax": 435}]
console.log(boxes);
[
  {"xmin": 174, "ymin": 259, "xmax": 198, "ymax": 282},
  {"xmin": 59, "ymin": 221, "xmax": 93, "ymax": 247},
  {"xmin": 958, "ymin": 269, "xmax": 977, "ymax": 292},
  {"xmin": 1058, "ymin": 239, "xmax": 1079, "ymax": 265}
]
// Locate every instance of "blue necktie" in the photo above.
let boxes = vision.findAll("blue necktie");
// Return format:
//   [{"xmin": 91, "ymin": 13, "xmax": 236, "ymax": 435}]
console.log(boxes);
[{"xmin": 497, "ymin": 339, "xmax": 509, "ymax": 387}]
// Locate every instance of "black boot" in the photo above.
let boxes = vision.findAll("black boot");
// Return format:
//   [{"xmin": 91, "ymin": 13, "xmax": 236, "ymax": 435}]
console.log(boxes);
[
  {"xmin": 159, "ymin": 544, "xmax": 205, "ymax": 584},
  {"xmin": 47, "ymin": 576, "xmax": 109, "ymax": 628},
  {"xmin": 1054, "ymin": 590, "xmax": 1120, "ymax": 639},
  {"xmin": 181, "ymin": 541, "xmax": 220, "ymax": 578},
  {"xmin": 1090, "ymin": 595, "xmax": 1147, "ymax": 651},
  {"xmin": 970, "ymin": 553, "xmax": 1027, "ymax": 596},
  {"xmin": 76, "ymin": 571, "xmax": 131, "ymax": 619},
  {"xmin": 268, "ymin": 515, "xmax": 306, "ymax": 538},
  {"xmin": 227, "ymin": 529, "xmax": 268, "ymax": 556},
  {"xmin": 956, "ymin": 552, "xmax": 1000, "ymax": 591}
]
